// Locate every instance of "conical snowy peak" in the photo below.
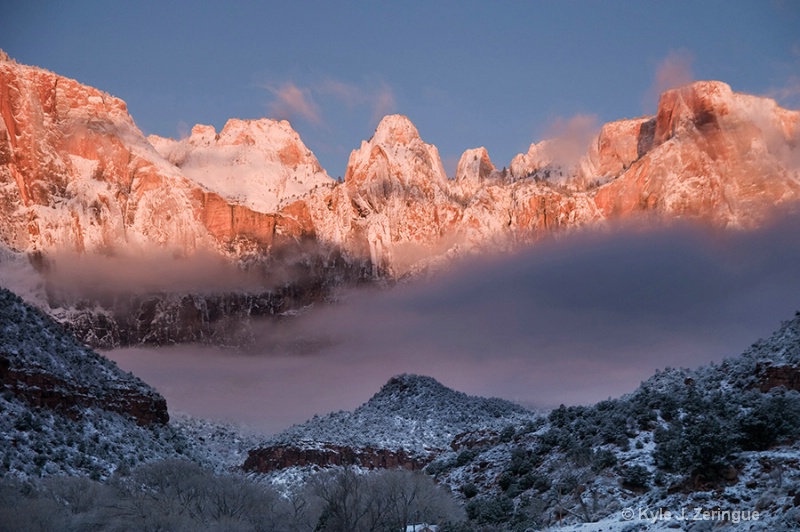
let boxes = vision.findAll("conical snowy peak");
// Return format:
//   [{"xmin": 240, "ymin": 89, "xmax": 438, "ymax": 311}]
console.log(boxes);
[
  {"xmin": 344, "ymin": 114, "xmax": 446, "ymax": 186},
  {"xmin": 369, "ymin": 374, "xmax": 454, "ymax": 402},
  {"xmin": 332, "ymin": 114, "xmax": 461, "ymax": 277},
  {"xmin": 264, "ymin": 373, "xmax": 532, "ymax": 454},
  {"xmin": 370, "ymin": 114, "xmax": 421, "ymax": 146}
]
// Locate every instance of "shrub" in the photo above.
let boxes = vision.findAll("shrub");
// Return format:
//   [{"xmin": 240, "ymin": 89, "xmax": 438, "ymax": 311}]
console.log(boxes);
[{"xmin": 621, "ymin": 465, "xmax": 651, "ymax": 489}]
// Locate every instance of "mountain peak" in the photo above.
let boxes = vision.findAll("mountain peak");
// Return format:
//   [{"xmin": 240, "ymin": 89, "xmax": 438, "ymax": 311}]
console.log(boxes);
[
  {"xmin": 654, "ymin": 80, "xmax": 736, "ymax": 145},
  {"xmin": 150, "ymin": 116, "xmax": 330, "ymax": 213},
  {"xmin": 456, "ymin": 147, "xmax": 496, "ymax": 182},
  {"xmin": 190, "ymin": 123, "xmax": 216, "ymax": 138},
  {"xmin": 373, "ymin": 373, "xmax": 451, "ymax": 399},
  {"xmin": 372, "ymin": 114, "xmax": 421, "ymax": 146}
]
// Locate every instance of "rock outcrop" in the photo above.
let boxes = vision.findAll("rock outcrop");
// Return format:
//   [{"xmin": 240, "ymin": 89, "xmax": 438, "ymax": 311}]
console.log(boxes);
[
  {"xmin": 0, "ymin": 355, "xmax": 168, "ymax": 425},
  {"xmin": 756, "ymin": 363, "xmax": 800, "ymax": 393},
  {"xmin": 456, "ymin": 147, "xmax": 497, "ymax": 194},
  {"xmin": 243, "ymin": 443, "xmax": 434, "ymax": 473}
]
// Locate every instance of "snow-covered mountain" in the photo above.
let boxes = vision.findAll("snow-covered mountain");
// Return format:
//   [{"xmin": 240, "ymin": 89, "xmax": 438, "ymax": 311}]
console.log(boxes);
[
  {"xmin": 149, "ymin": 118, "xmax": 333, "ymax": 214},
  {"xmin": 593, "ymin": 81, "xmax": 800, "ymax": 227},
  {"xmin": 0, "ymin": 52, "xmax": 319, "ymax": 261},
  {"xmin": 2, "ymin": 51, "xmax": 800, "ymax": 346}
]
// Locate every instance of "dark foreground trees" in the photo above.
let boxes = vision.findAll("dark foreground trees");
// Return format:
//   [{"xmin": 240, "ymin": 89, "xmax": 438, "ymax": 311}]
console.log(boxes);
[{"xmin": 0, "ymin": 460, "xmax": 464, "ymax": 531}]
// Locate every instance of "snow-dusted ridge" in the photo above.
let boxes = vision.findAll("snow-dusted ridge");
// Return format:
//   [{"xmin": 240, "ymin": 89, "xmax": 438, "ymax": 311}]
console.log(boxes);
[
  {"xmin": 0, "ymin": 288, "xmax": 191, "ymax": 479},
  {"xmin": 3, "ymin": 54, "xmax": 800, "ymax": 350}
]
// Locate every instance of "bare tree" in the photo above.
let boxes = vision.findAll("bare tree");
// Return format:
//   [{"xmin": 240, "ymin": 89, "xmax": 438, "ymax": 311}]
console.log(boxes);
[{"xmin": 309, "ymin": 467, "xmax": 464, "ymax": 531}]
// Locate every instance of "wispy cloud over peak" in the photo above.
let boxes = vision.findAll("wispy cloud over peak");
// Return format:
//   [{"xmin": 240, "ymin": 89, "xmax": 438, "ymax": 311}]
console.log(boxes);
[
  {"xmin": 643, "ymin": 50, "xmax": 695, "ymax": 112},
  {"xmin": 370, "ymin": 83, "xmax": 397, "ymax": 124},
  {"xmin": 265, "ymin": 77, "xmax": 397, "ymax": 131},
  {"xmin": 266, "ymin": 82, "xmax": 322, "ymax": 125},
  {"xmin": 766, "ymin": 75, "xmax": 800, "ymax": 109},
  {"xmin": 540, "ymin": 113, "xmax": 599, "ymax": 169}
]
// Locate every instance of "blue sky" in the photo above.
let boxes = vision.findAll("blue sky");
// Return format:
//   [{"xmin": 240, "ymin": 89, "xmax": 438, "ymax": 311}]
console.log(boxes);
[{"xmin": 3, "ymin": 1, "xmax": 799, "ymax": 178}]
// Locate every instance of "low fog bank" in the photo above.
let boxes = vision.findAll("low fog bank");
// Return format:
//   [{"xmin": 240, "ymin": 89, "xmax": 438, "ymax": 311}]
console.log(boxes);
[
  {"xmin": 106, "ymin": 216, "xmax": 800, "ymax": 435},
  {"xmin": 43, "ymin": 250, "xmax": 268, "ymax": 298}
]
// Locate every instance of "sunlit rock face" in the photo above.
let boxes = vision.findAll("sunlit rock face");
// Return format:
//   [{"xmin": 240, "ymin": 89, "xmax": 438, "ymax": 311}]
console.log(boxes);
[
  {"xmin": 579, "ymin": 117, "xmax": 656, "ymax": 185},
  {"xmin": 455, "ymin": 147, "xmax": 497, "ymax": 196},
  {"xmin": 2, "ymin": 51, "xmax": 799, "ymax": 283},
  {"xmin": 0, "ymin": 55, "xmax": 212, "ymax": 255},
  {"xmin": 0, "ymin": 56, "xmax": 319, "ymax": 259},
  {"xmin": 593, "ymin": 81, "xmax": 800, "ymax": 227}
]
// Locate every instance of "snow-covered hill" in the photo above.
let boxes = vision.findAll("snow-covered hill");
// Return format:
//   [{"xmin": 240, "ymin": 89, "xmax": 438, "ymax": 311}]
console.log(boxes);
[
  {"xmin": 265, "ymin": 374, "xmax": 534, "ymax": 454},
  {"xmin": 422, "ymin": 312, "xmax": 800, "ymax": 530}
]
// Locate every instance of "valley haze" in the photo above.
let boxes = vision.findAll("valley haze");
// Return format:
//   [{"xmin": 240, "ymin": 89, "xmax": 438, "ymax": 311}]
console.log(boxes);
[{"xmin": 106, "ymin": 215, "xmax": 800, "ymax": 434}]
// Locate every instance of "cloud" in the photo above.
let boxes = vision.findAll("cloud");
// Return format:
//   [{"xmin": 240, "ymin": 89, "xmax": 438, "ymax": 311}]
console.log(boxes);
[
  {"xmin": 317, "ymin": 78, "xmax": 397, "ymax": 124},
  {"xmin": 540, "ymin": 114, "xmax": 599, "ymax": 170},
  {"xmin": 318, "ymin": 78, "xmax": 362, "ymax": 108},
  {"xmin": 176, "ymin": 120, "xmax": 190, "ymax": 140},
  {"xmin": 738, "ymin": 90, "xmax": 800, "ymax": 170},
  {"xmin": 265, "ymin": 77, "xmax": 397, "ymax": 130},
  {"xmin": 266, "ymin": 82, "xmax": 322, "ymax": 125},
  {"xmin": 643, "ymin": 50, "xmax": 695, "ymax": 112},
  {"xmin": 106, "ymin": 215, "xmax": 800, "ymax": 433},
  {"xmin": 370, "ymin": 83, "xmax": 397, "ymax": 124},
  {"xmin": 766, "ymin": 74, "xmax": 800, "ymax": 109},
  {"xmin": 41, "ymin": 250, "xmax": 268, "ymax": 301}
]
